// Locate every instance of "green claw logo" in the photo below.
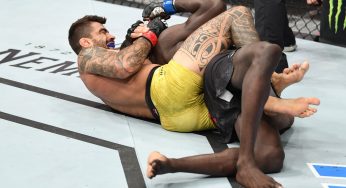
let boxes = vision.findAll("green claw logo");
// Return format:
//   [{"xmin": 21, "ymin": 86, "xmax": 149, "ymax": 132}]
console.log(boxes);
[{"xmin": 328, "ymin": 0, "xmax": 346, "ymax": 33}]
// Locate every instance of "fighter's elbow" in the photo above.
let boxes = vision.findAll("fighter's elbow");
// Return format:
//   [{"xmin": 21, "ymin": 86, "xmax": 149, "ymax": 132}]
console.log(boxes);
[{"xmin": 119, "ymin": 65, "xmax": 141, "ymax": 79}]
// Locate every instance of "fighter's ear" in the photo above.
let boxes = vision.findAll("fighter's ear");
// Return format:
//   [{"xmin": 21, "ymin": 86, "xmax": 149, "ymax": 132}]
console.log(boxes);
[{"xmin": 79, "ymin": 37, "xmax": 93, "ymax": 48}]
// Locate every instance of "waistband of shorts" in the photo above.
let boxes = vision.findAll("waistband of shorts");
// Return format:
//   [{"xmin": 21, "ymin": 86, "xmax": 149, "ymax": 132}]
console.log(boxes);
[{"xmin": 145, "ymin": 66, "xmax": 161, "ymax": 121}]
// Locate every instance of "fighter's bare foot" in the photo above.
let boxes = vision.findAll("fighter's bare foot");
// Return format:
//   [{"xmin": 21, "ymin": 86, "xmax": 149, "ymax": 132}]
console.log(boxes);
[
  {"xmin": 271, "ymin": 61, "xmax": 309, "ymax": 96},
  {"xmin": 147, "ymin": 151, "xmax": 171, "ymax": 179},
  {"xmin": 236, "ymin": 162, "xmax": 283, "ymax": 188},
  {"xmin": 265, "ymin": 97, "xmax": 320, "ymax": 118}
]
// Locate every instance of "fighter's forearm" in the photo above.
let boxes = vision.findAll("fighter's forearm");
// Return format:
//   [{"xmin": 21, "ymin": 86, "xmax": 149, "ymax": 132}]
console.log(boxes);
[
  {"xmin": 78, "ymin": 37, "xmax": 151, "ymax": 79},
  {"xmin": 117, "ymin": 37, "xmax": 152, "ymax": 74}
]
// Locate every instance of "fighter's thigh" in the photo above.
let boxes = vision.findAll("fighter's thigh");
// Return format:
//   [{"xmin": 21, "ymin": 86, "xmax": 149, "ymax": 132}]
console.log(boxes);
[
  {"xmin": 230, "ymin": 41, "xmax": 280, "ymax": 89},
  {"xmin": 172, "ymin": 10, "xmax": 234, "ymax": 75},
  {"xmin": 229, "ymin": 42, "xmax": 261, "ymax": 90}
]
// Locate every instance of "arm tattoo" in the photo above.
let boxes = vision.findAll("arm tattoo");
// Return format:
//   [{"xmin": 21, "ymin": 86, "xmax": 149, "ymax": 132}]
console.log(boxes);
[
  {"xmin": 78, "ymin": 38, "xmax": 151, "ymax": 79},
  {"xmin": 176, "ymin": 6, "xmax": 259, "ymax": 71}
]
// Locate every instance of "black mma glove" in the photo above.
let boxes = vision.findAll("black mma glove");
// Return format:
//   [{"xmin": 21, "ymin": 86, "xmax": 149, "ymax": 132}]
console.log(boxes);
[
  {"xmin": 147, "ymin": 17, "xmax": 167, "ymax": 37},
  {"xmin": 141, "ymin": 17, "xmax": 168, "ymax": 47},
  {"xmin": 142, "ymin": 0, "xmax": 177, "ymax": 21},
  {"xmin": 120, "ymin": 20, "xmax": 143, "ymax": 49}
]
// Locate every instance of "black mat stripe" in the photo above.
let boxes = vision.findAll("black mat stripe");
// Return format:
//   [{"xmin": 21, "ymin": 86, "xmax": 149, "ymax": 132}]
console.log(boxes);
[
  {"xmin": 196, "ymin": 131, "xmax": 242, "ymax": 187},
  {"xmin": 0, "ymin": 77, "xmax": 239, "ymax": 186},
  {"xmin": 0, "ymin": 77, "xmax": 113, "ymax": 112},
  {"xmin": 0, "ymin": 111, "xmax": 145, "ymax": 188}
]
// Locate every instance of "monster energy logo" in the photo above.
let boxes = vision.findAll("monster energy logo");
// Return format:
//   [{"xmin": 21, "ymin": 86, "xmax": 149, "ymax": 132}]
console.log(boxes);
[{"xmin": 328, "ymin": 0, "xmax": 346, "ymax": 33}]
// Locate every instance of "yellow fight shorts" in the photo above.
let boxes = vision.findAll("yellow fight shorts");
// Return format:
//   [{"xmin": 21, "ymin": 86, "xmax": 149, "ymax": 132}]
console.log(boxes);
[{"xmin": 150, "ymin": 60, "xmax": 216, "ymax": 132}]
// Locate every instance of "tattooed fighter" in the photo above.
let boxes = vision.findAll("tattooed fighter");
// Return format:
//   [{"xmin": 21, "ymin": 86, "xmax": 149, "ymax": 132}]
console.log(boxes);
[{"xmin": 68, "ymin": 0, "xmax": 319, "ymax": 187}]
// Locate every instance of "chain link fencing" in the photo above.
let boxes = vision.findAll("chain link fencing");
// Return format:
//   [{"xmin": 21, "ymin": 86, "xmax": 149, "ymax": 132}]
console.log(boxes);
[{"xmin": 97, "ymin": 0, "xmax": 322, "ymax": 41}]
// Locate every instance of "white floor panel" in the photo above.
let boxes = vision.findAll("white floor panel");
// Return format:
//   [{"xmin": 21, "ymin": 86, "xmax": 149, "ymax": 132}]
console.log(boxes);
[
  {"xmin": 0, "ymin": 84, "xmax": 134, "ymax": 148},
  {"xmin": 0, "ymin": 119, "xmax": 127, "ymax": 188},
  {"xmin": 0, "ymin": 59, "xmax": 100, "ymax": 103}
]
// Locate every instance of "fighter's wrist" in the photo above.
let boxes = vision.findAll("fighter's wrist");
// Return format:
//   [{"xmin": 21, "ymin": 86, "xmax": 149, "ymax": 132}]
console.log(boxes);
[
  {"xmin": 141, "ymin": 30, "xmax": 158, "ymax": 47},
  {"xmin": 163, "ymin": 0, "xmax": 176, "ymax": 15}
]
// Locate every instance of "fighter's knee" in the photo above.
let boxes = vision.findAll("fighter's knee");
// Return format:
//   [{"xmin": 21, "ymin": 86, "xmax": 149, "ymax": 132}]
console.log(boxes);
[
  {"xmin": 257, "ymin": 146, "xmax": 285, "ymax": 173},
  {"xmin": 267, "ymin": 43, "xmax": 282, "ymax": 59},
  {"xmin": 253, "ymin": 42, "xmax": 281, "ymax": 67},
  {"xmin": 269, "ymin": 148, "xmax": 285, "ymax": 173},
  {"xmin": 257, "ymin": 42, "xmax": 281, "ymax": 57}
]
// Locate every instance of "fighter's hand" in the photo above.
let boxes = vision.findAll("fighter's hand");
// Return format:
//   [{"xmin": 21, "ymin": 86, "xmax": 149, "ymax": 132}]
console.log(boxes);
[
  {"xmin": 140, "ymin": 17, "xmax": 168, "ymax": 47},
  {"xmin": 307, "ymin": 0, "xmax": 322, "ymax": 5},
  {"xmin": 147, "ymin": 17, "xmax": 167, "ymax": 37},
  {"xmin": 142, "ymin": 2, "xmax": 171, "ymax": 21},
  {"xmin": 130, "ymin": 25, "xmax": 150, "ymax": 38},
  {"xmin": 120, "ymin": 20, "xmax": 145, "ymax": 49}
]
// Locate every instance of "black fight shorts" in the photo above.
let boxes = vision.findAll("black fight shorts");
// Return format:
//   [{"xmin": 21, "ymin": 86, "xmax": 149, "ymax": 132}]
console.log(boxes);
[{"xmin": 203, "ymin": 50, "xmax": 241, "ymax": 143}]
